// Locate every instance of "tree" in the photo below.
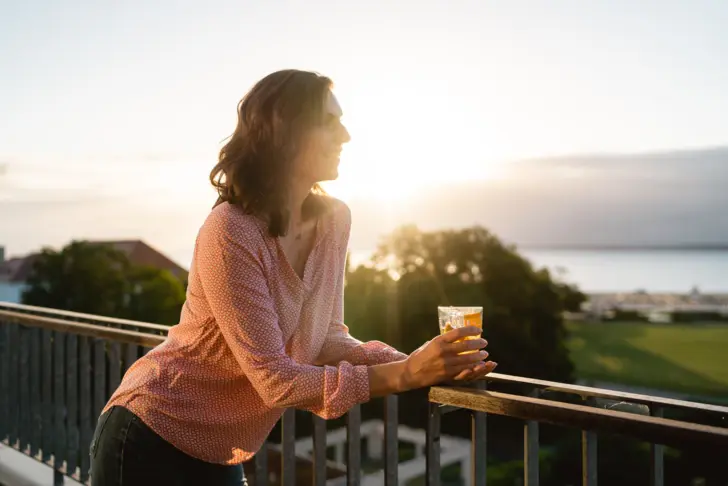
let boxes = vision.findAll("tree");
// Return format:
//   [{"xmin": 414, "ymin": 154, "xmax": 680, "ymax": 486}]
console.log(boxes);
[
  {"xmin": 22, "ymin": 241, "xmax": 130, "ymax": 317},
  {"xmin": 343, "ymin": 224, "xmax": 583, "ymax": 472},
  {"xmin": 345, "ymin": 224, "xmax": 581, "ymax": 383},
  {"xmin": 124, "ymin": 266, "xmax": 186, "ymax": 325},
  {"xmin": 22, "ymin": 241, "xmax": 185, "ymax": 324},
  {"xmin": 344, "ymin": 265, "xmax": 397, "ymax": 344}
]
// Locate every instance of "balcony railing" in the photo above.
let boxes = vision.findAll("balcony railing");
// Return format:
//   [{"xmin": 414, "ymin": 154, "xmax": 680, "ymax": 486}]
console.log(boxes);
[{"xmin": 1, "ymin": 301, "xmax": 727, "ymax": 486}]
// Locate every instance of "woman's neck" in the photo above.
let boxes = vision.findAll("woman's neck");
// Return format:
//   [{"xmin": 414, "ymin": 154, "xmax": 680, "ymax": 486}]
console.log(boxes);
[{"xmin": 286, "ymin": 182, "xmax": 314, "ymax": 228}]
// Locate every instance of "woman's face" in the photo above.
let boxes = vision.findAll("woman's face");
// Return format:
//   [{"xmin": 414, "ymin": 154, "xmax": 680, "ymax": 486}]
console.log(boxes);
[{"xmin": 294, "ymin": 91, "xmax": 351, "ymax": 183}]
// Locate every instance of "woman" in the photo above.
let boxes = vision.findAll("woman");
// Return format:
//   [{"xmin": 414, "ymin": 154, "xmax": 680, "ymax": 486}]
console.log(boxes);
[{"xmin": 90, "ymin": 69, "xmax": 497, "ymax": 485}]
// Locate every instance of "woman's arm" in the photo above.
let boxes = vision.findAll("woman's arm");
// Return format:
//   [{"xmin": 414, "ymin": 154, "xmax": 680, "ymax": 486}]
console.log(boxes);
[
  {"xmin": 197, "ymin": 210, "xmax": 370, "ymax": 420},
  {"xmin": 315, "ymin": 203, "xmax": 408, "ymax": 367},
  {"xmin": 315, "ymin": 267, "xmax": 408, "ymax": 366}
]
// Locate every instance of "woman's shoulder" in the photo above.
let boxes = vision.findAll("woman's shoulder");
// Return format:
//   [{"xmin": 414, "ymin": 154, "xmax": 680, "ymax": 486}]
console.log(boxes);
[
  {"xmin": 200, "ymin": 202, "xmax": 267, "ymax": 247},
  {"xmin": 317, "ymin": 196, "xmax": 351, "ymax": 246},
  {"xmin": 321, "ymin": 195, "xmax": 351, "ymax": 224}
]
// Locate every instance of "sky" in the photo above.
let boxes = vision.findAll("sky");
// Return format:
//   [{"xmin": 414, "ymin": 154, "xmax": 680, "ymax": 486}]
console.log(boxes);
[{"xmin": 2, "ymin": 0, "xmax": 728, "ymax": 266}]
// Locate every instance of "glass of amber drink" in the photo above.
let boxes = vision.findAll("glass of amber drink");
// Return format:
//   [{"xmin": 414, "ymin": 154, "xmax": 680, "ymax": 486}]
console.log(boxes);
[{"xmin": 438, "ymin": 306, "xmax": 483, "ymax": 354}]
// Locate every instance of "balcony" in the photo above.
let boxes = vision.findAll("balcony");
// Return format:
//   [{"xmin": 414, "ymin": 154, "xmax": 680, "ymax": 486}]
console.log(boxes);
[{"xmin": 1, "ymin": 301, "xmax": 727, "ymax": 486}]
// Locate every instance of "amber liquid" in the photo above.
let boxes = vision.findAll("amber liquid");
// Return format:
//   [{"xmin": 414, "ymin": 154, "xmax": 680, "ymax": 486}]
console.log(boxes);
[{"xmin": 440, "ymin": 312, "xmax": 483, "ymax": 353}]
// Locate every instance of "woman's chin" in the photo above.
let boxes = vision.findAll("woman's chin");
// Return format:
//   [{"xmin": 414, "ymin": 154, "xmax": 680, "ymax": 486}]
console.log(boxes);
[{"xmin": 319, "ymin": 165, "xmax": 339, "ymax": 182}]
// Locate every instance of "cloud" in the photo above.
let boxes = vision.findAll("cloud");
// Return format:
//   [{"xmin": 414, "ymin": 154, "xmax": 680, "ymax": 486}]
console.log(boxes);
[
  {"xmin": 2, "ymin": 146, "xmax": 727, "ymax": 266},
  {"xmin": 0, "ymin": 154, "xmax": 214, "ymax": 264}
]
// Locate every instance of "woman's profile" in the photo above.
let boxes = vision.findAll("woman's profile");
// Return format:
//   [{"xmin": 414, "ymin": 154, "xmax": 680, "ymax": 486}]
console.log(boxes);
[{"xmin": 89, "ymin": 69, "xmax": 496, "ymax": 485}]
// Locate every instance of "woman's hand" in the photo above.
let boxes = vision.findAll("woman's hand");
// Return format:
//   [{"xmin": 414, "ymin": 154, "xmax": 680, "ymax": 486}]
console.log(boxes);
[
  {"xmin": 401, "ymin": 326, "xmax": 497, "ymax": 391},
  {"xmin": 452, "ymin": 359, "xmax": 499, "ymax": 382}
]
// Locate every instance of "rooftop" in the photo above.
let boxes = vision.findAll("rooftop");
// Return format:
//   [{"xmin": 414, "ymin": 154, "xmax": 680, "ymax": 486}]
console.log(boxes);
[{"xmin": 0, "ymin": 240, "xmax": 187, "ymax": 283}]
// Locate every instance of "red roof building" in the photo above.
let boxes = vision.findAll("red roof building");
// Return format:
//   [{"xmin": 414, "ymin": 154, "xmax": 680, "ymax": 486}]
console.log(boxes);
[{"xmin": 0, "ymin": 240, "xmax": 188, "ymax": 283}]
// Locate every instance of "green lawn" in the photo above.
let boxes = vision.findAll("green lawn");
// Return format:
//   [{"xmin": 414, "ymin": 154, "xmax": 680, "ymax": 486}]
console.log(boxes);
[{"xmin": 565, "ymin": 321, "xmax": 728, "ymax": 398}]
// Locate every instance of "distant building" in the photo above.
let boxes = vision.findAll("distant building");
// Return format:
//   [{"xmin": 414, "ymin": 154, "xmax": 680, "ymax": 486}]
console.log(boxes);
[
  {"xmin": 0, "ymin": 240, "xmax": 188, "ymax": 304},
  {"xmin": 647, "ymin": 310, "xmax": 673, "ymax": 323},
  {"xmin": 584, "ymin": 291, "xmax": 728, "ymax": 322},
  {"xmin": 0, "ymin": 246, "xmax": 30, "ymax": 303},
  {"xmin": 91, "ymin": 240, "xmax": 189, "ymax": 280}
]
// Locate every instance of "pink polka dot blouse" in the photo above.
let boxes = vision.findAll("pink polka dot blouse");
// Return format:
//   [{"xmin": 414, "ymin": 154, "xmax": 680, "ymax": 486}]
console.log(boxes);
[{"xmin": 104, "ymin": 198, "xmax": 407, "ymax": 464}]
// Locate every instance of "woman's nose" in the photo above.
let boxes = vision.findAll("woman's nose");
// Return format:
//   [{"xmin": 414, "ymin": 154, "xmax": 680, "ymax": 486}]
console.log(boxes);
[{"xmin": 339, "ymin": 125, "xmax": 351, "ymax": 144}]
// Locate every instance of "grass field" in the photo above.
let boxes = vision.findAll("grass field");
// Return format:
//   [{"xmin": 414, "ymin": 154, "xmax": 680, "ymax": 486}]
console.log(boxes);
[{"xmin": 565, "ymin": 321, "xmax": 728, "ymax": 398}]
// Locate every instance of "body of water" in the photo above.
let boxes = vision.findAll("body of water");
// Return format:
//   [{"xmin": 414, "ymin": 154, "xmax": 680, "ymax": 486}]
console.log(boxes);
[
  {"xmin": 522, "ymin": 250, "xmax": 728, "ymax": 293},
  {"xmin": 350, "ymin": 249, "xmax": 728, "ymax": 293}
]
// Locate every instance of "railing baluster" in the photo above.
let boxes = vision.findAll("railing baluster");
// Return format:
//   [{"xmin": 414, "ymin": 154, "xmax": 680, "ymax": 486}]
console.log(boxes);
[
  {"xmin": 54, "ymin": 331, "xmax": 67, "ymax": 477},
  {"xmin": 347, "ymin": 404, "xmax": 362, "ymax": 486},
  {"xmin": 650, "ymin": 406, "xmax": 664, "ymax": 486},
  {"xmin": 472, "ymin": 381, "xmax": 487, "ymax": 486},
  {"xmin": 582, "ymin": 397, "xmax": 598, "ymax": 486},
  {"xmin": 312, "ymin": 415, "xmax": 327, "ymax": 486},
  {"xmin": 125, "ymin": 343, "xmax": 139, "ymax": 372},
  {"xmin": 8, "ymin": 323, "xmax": 20, "ymax": 448},
  {"xmin": 524, "ymin": 389, "xmax": 540, "ymax": 486},
  {"xmin": 93, "ymin": 339, "xmax": 107, "ymax": 419},
  {"xmin": 0, "ymin": 322, "xmax": 9, "ymax": 442},
  {"xmin": 53, "ymin": 470, "xmax": 64, "ymax": 486},
  {"xmin": 19, "ymin": 325, "xmax": 31, "ymax": 452},
  {"xmin": 581, "ymin": 430, "xmax": 598, "ymax": 486},
  {"xmin": 80, "ymin": 336, "xmax": 93, "ymax": 483},
  {"xmin": 42, "ymin": 328, "xmax": 53, "ymax": 462},
  {"xmin": 426, "ymin": 401, "xmax": 441, "ymax": 486},
  {"xmin": 108, "ymin": 342, "xmax": 121, "ymax": 396},
  {"xmin": 67, "ymin": 333, "xmax": 79, "ymax": 477},
  {"xmin": 30, "ymin": 327, "xmax": 42, "ymax": 458},
  {"xmin": 254, "ymin": 441, "xmax": 268, "ymax": 486},
  {"xmin": 384, "ymin": 394, "xmax": 399, "ymax": 486},
  {"xmin": 281, "ymin": 408, "xmax": 296, "ymax": 486}
]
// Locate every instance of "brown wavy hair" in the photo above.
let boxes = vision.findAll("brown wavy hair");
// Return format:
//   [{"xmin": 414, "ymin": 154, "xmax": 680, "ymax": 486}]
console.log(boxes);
[{"xmin": 210, "ymin": 69, "xmax": 333, "ymax": 237}]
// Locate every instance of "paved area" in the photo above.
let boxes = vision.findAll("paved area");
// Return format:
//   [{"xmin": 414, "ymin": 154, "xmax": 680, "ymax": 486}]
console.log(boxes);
[{"xmin": 0, "ymin": 445, "xmax": 83, "ymax": 486}]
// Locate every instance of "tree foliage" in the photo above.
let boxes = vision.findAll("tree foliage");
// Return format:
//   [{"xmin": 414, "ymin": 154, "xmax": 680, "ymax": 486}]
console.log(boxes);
[
  {"xmin": 22, "ymin": 241, "xmax": 185, "ymax": 325},
  {"xmin": 346, "ymin": 224, "xmax": 585, "ymax": 382},
  {"xmin": 124, "ymin": 266, "xmax": 187, "ymax": 325}
]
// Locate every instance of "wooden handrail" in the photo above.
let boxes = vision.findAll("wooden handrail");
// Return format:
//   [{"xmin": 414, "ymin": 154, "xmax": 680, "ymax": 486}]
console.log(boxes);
[
  {"xmin": 0, "ymin": 301, "xmax": 170, "ymax": 332},
  {"xmin": 0, "ymin": 309, "xmax": 166, "ymax": 347},
  {"xmin": 3, "ymin": 301, "xmax": 725, "ymax": 413},
  {"xmin": 430, "ymin": 386, "xmax": 728, "ymax": 450},
  {"xmin": 480, "ymin": 372, "xmax": 728, "ymax": 415}
]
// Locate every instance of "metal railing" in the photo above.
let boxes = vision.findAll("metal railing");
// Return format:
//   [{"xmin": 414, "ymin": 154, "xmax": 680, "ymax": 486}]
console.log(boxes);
[
  {"xmin": 428, "ymin": 383, "xmax": 728, "ymax": 486},
  {"xmin": 0, "ymin": 304, "xmax": 165, "ymax": 485},
  {"xmin": 1, "ymin": 302, "xmax": 727, "ymax": 486}
]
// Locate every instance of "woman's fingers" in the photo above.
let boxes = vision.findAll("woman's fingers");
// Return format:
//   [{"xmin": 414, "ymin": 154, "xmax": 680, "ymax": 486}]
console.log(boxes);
[
  {"xmin": 447, "ymin": 350, "xmax": 489, "ymax": 367},
  {"xmin": 439, "ymin": 326, "xmax": 483, "ymax": 344},
  {"xmin": 454, "ymin": 360, "xmax": 498, "ymax": 382},
  {"xmin": 453, "ymin": 367, "xmax": 475, "ymax": 381},
  {"xmin": 447, "ymin": 338, "xmax": 487, "ymax": 355},
  {"xmin": 470, "ymin": 361, "xmax": 498, "ymax": 380}
]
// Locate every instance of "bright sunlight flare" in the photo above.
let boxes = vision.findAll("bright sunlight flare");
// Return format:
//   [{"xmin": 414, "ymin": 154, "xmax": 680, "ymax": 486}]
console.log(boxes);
[{"xmin": 323, "ymin": 86, "xmax": 508, "ymax": 203}]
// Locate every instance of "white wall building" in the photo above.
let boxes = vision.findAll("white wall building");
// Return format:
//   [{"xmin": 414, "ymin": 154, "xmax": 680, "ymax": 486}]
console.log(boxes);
[
  {"xmin": 269, "ymin": 419, "xmax": 472, "ymax": 486},
  {"xmin": 0, "ymin": 246, "xmax": 26, "ymax": 303}
]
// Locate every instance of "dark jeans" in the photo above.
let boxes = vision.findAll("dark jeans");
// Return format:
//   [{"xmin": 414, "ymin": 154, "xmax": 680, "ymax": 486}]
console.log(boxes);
[{"xmin": 90, "ymin": 406, "xmax": 246, "ymax": 486}]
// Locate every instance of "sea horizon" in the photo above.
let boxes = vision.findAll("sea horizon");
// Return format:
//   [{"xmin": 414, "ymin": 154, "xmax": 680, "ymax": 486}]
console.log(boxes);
[{"xmin": 348, "ymin": 247, "xmax": 728, "ymax": 294}]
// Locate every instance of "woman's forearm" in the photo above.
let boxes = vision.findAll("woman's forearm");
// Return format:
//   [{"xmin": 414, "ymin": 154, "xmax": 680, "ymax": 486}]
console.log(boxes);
[{"xmin": 368, "ymin": 360, "xmax": 412, "ymax": 397}]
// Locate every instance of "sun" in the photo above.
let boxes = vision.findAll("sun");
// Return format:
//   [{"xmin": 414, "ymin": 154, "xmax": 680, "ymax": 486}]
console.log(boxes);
[
  {"xmin": 322, "ymin": 85, "xmax": 508, "ymax": 203},
  {"xmin": 324, "ymin": 155, "xmax": 428, "ymax": 203},
  {"xmin": 324, "ymin": 148, "xmax": 506, "ymax": 203}
]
